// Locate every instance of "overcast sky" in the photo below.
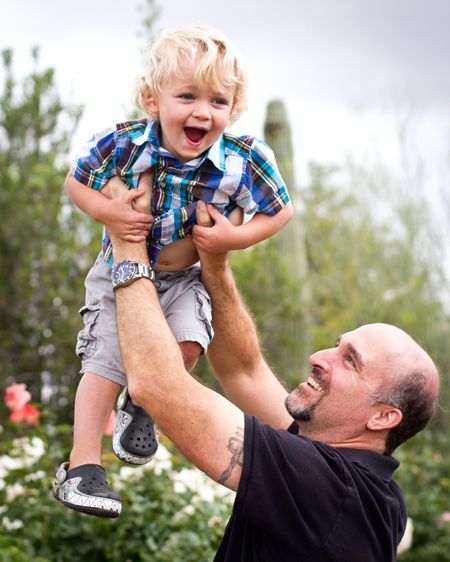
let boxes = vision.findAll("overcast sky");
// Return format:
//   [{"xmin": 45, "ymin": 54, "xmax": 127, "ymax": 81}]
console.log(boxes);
[{"xmin": 1, "ymin": 0, "xmax": 449, "ymax": 187}]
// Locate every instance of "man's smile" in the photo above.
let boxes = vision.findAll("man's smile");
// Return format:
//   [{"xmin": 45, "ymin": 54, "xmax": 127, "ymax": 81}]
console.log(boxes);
[{"xmin": 306, "ymin": 376, "xmax": 324, "ymax": 393}]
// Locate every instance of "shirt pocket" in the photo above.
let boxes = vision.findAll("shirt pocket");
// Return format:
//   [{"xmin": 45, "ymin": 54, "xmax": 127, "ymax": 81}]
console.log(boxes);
[{"xmin": 75, "ymin": 303, "xmax": 101, "ymax": 359}]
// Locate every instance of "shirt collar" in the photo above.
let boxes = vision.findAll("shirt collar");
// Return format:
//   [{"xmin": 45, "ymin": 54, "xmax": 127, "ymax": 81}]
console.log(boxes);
[
  {"xmin": 131, "ymin": 120, "xmax": 226, "ymax": 172},
  {"xmin": 287, "ymin": 422, "xmax": 400, "ymax": 480},
  {"xmin": 205, "ymin": 135, "xmax": 226, "ymax": 172},
  {"xmin": 337, "ymin": 447, "xmax": 400, "ymax": 480},
  {"xmin": 129, "ymin": 120, "xmax": 159, "ymax": 147}
]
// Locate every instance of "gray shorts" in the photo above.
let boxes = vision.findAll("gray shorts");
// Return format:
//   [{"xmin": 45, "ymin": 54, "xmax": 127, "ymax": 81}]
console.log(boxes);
[{"xmin": 75, "ymin": 257, "xmax": 213, "ymax": 387}]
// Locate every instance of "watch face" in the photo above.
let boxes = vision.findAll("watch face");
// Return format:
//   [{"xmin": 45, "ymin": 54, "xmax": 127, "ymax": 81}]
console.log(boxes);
[{"xmin": 113, "ymin": 261, "xmax": 137, "ymax": 285}]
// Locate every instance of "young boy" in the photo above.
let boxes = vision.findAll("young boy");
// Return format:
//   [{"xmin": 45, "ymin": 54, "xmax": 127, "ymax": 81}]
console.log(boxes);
[{"xmin": 52, "ymin": 25, "xmax": 293, "ymax": 518}]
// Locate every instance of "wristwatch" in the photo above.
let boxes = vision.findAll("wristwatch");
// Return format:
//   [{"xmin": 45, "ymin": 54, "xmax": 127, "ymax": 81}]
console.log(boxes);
[{"xmin": 112, "ymin": 260, "xmax": 155, "ymax": 291}]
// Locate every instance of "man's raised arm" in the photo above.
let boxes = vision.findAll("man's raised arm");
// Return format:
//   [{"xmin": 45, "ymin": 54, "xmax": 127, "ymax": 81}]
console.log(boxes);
[
  {"xmin": 194, "ymin": 202, "xmax": 292, "ymax": 429},
  {"xmin": 111, "ymin": 217, "xmax": 245, "ymax": 491}
]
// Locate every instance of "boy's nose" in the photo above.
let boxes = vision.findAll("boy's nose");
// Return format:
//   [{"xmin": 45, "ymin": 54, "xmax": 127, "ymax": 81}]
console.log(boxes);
[{"xmin": 192, "ymin": 101, "xmax": 211, "ymax": 120}]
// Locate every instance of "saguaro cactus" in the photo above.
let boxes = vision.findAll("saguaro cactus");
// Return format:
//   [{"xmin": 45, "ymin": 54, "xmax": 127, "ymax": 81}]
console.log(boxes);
[{"xmin": 264, "ymin": 100, "xmax": 311, "ymax": 370}]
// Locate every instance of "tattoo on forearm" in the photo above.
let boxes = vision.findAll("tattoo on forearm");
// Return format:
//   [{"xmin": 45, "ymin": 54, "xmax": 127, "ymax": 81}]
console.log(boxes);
[{"xmin": 218, "ymin": 426, "xmax": 244, "ymax": 485}]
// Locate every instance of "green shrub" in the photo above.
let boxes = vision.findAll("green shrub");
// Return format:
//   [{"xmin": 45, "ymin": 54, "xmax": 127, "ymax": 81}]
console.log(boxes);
[
  {"xmin": 396, "ymin": 431, "xmax": 450, "ymax": 561},
  {"xmin": 0, "ymin": 424, "xmax": 232, "ymax": 562}
]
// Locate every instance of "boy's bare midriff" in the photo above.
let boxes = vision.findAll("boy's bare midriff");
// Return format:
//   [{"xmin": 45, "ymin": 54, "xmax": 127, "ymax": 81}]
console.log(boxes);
[
  {"xmin": 155, "ymin": 206, "xmax": 243, "ymax": 271},
  {"xmin": 103, "ymin": 175, "xmax": 243, "ymax": 272}
]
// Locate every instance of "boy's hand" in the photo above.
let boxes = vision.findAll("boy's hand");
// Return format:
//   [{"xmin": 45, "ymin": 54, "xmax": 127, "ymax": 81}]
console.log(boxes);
[
  {"xmin": 100, "ymin": 176, "xmax": 153, "ymax": 243},
  {"xmin": 192, "ymin": 204, "xmax": 240, "ymax": 253}
]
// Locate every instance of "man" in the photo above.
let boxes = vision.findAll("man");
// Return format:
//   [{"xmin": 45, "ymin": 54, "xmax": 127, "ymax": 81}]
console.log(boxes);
[{"xmin": 110, "ymin": 193, "xmax": 439, "ymax": 561}]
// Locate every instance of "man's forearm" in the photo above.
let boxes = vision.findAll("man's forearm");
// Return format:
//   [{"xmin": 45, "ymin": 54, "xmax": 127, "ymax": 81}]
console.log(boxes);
[
  {"xmin": 112, "ymin": 239, "xmax": 247, "ymax": 491},
  {"xmin": 201, "ymin": 253, "xmax": 291, "ymax": 428},
  {"xmin": 201, "ymin": 255, "xmax": 262, "ymax": 375}
]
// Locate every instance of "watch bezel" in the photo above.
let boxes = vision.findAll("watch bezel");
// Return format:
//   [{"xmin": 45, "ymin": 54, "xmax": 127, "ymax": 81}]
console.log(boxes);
[{"xmin": 112, "ymin": 260, "xmax": 154, "ymax": 291}]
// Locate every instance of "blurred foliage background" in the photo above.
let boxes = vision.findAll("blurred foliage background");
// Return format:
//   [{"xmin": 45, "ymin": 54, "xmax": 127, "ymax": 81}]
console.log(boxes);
[{"xmin": 1, "ymin": 1, "xmax": 449, "ymax": 559}]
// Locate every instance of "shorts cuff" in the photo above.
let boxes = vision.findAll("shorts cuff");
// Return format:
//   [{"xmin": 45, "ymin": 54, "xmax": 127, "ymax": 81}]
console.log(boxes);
[
  {"xmin": 80, "ymin": 361, "xmax": 127, "ymax": 387},
  {"xmin": 173, "ymin": 330, "xmax": 212, "ymax": 354}
]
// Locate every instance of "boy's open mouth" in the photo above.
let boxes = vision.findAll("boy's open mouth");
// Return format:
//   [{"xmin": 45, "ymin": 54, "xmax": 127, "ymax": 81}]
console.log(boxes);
[{"xmin": 184, "ymin": 127, "xmax": 207, "ymax": 143}]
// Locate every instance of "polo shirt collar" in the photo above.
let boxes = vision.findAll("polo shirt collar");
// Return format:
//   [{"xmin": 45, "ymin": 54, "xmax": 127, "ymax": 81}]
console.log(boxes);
[
  {"xmin": 287, "ymin": 421, "xmax": 400, "ymax": 480},
  {"xmin": 337, "ymin": 447, "xmax": 400, "ymax": 480}
]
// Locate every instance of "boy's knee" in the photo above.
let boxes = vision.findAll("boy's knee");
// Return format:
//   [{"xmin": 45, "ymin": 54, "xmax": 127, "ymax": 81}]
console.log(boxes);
[{"xmin": 179, "ymin": 341, "xmax": 203, "ymax": 372}]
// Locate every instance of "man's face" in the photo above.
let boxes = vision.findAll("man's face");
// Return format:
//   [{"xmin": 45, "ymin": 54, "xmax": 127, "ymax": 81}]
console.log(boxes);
[
  {"xmin": 285, "ymin": 325, "xmax": 402, "ymax": 437},
  {"xmin": 145, "ymin": 58, "xmax": 235, "ymax": 163}
]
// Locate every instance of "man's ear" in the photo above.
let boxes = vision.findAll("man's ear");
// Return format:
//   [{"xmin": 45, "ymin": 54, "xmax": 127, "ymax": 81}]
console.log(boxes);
[{"xmin": 367, "ymin": 405, "xmax": 403, "ymax": 432}]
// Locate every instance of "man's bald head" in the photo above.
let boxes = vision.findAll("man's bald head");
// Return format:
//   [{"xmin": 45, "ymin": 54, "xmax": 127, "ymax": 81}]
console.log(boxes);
[{"xmin": 361, "ymin": 323, "xmax": 440, "ymax": 454}]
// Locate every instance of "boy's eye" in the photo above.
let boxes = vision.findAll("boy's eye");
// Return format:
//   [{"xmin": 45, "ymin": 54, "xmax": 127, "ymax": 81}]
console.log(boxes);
[
  {"xmin": 212, "ymin": 97, "xmax": 228, "ymax": 106},
  {"xmin": 179, "ymin": 93, "xmax": 195, "ymax": 100}
]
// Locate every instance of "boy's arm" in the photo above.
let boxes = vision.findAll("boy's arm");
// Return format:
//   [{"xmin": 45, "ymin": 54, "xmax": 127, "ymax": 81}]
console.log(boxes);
[
  {"xmin": 66, "ymin": 173, "xmax": 153, "ymax": 242},
  {"xmin": 192, "ymin": 201, "xmax": 293, "ymax": 253}
]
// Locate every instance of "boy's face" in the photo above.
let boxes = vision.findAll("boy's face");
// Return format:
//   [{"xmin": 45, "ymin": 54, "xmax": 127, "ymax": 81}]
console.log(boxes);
[{"xmin": 145, "ymin": 58, "xmax": 235, "ymax": 163}]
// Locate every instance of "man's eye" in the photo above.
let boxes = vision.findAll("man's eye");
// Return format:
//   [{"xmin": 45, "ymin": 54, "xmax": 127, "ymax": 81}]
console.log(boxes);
[{"xmin": 346, "ymin": 355, "xmax": 355, "ymax": 367}]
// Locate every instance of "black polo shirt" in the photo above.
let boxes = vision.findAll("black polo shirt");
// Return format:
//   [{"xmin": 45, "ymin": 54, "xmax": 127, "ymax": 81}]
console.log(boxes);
[{"xmin": 214, "ymin": 415, "xmax": 406, "ymax": 562}]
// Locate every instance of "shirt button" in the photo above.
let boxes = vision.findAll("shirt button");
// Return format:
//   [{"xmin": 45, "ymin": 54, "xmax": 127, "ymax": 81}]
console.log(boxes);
[{"xmin": 155, "ymin": 280, "xmax": 162, "ymax": 289}]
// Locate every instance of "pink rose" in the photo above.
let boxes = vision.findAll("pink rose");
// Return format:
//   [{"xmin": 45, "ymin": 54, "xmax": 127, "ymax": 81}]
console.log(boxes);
[
  {"xmin": 5, "ymin": 383, "xmax": 31, "ymax": 411},
  {"xmin": 10, "ymin": 403, "xmax": 40, "ymax": 426},
  {"xmin": 103, "ymin": 411, "xmax": 117, "ymax": 436}
]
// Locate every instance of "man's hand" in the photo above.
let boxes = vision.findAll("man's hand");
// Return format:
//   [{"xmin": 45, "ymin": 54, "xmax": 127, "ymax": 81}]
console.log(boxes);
[
  {"xmin": 100, "ymin": 174, "xmax": 153, "ymax": 243},
  {"xmin": 193, "ymin": 202, "xmax": 229, "ymax": 273},
  {"xmin": 192, "ymin": 204, "xmax": 241, "ymax": 253}
]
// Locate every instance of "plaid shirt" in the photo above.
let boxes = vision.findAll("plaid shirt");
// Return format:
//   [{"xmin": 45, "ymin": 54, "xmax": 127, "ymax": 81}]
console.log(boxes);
[{"xmin": 72, "ymin": 119, "xmax": 290, "ymax": 265}]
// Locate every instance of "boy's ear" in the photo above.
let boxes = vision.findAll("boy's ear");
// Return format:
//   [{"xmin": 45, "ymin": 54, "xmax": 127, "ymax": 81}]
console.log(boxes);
[{"xmin": 142, "ymin": 87, "xmax": 159, "ymax": 116}]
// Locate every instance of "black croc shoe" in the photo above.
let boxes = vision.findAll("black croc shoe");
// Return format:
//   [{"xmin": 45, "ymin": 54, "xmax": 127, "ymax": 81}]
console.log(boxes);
[
  {"xmin": 113, "ymin": 387, "xmax": 159, "ymax": 465},
  {"xmin": 52, "ymin": 462, "xmax": 122, "ymax": 518}
]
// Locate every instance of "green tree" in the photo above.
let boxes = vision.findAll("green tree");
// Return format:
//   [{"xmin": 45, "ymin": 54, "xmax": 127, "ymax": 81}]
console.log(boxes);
[
  {"xmin": 301, "ymin": 162, "xmax": 449, "ymax": 429},
  {"xmin": 0, "ymin": 48, "xmax": 99, "ymax": 427}
]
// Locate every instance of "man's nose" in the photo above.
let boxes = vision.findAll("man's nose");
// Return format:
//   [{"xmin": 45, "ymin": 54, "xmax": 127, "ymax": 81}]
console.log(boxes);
[{"xmin": 308, "ymin": 349, "xmax": 332, "ymax": 371}]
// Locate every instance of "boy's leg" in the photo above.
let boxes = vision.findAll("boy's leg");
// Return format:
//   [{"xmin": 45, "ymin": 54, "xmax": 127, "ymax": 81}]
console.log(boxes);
[
  {"xmin": 53, "ymin": 371, "xmax": 123, "ymax": 518},
  {"xmin": 179, "ymin": 341, "xmax": 203, "ymax": 372},
  {"xmin": 157, "ymin": 266, "xmax": 213, "ymax": 371},
  {"xmin": 70, "ymin": 372, "xmax": 121, "ymax": 468}
]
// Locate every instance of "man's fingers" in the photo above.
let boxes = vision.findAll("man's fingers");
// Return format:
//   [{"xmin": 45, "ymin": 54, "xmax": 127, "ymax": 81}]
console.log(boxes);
[
  {"xmin": 196, "ymin": 200, "xmax": 214, "ymax": 227},
  {"xmin": 101, "ymin": 184, "xmax": 112, "ymax": 199},
  {"xmin": 123, "ymin": 234, "xmax": 147, "ymax": 243},
  {"xmin": 205, "ymin": 204, "xmax": 225, "ymax": 222},
  {"xmin": 108, "ymin": 176, "xmax": 128, "ymax": 198},
  {"xmin": 192, "ymin": 224, "xmax": 211, "ymax": 238},
  {"xmin": 137, "ymin": 170, "xmax": 154, "ymax": 194}
]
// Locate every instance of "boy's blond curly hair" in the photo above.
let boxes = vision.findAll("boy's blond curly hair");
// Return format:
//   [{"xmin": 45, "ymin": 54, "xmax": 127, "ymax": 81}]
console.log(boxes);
[{"xmin": 133, "ymin": 25, "xmax": 248, "ymax": 124}]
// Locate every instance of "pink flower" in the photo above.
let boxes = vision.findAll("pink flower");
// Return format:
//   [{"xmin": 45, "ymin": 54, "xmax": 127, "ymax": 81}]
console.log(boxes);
[
  {"xmin": 103, "ymin": 411, "xmax": 117, "ymax": 436},
  {"xmin": 5, "ymin": 383, "xmax": 31, "ymax": 411},
  {"xmin": 9, "ymin": 403, "xmax": 41, "ymax": 426},
  {"xmin": 439, "ymin": 512, "xmax": 450, "ymax": 523}
]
